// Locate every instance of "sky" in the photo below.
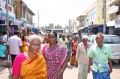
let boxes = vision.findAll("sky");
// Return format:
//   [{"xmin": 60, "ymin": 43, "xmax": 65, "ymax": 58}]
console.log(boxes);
[{"xmin": 23, "ymin": 0, "xmax": 95, "ymax": 27}]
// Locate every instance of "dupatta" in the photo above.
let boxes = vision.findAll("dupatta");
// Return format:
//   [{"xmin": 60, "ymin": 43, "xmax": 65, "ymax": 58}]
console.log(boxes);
[{"xmin": 20, "ymin": 53, "xmax": 47, "ymax": 79}]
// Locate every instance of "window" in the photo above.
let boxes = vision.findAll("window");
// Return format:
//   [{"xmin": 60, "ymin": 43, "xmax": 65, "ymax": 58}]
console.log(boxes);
[
  {"xmin": 8, "ymin": 0, "xmax": 12, "ymax": 5},
  {"xmin": 3, "ymin": 0, "xmax": 6, "ymax": 2},
  {"xmin": 104, "ymin": 36, "xmax": 120, "ymax": 44},
  {"xmin": 88, "ymin": 8, "xmax": 96, "ymax": 22},
  {"xmin": 3, "ymin": 0, "xmax": 12, "ymax": 5}
]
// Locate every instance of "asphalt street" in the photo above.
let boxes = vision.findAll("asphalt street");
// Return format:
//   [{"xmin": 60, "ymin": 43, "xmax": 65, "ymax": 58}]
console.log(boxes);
[{"xmin": 0, "ymin": 61, "xmax": 120, "ymax": 79}]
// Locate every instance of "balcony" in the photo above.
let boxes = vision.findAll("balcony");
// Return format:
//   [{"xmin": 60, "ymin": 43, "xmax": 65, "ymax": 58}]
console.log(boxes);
[
  {"xmin": 76, "ymin": 15, "xmax": 87, "ymax": 21},
  {"xmin": 107, "ymin": 0, "xmax": 120, "ymax": 6}
]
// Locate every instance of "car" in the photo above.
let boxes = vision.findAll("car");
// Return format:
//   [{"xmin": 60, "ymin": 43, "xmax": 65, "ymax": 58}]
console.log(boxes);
[
  {"xmin": 88, "ymin": 34, "xmax": 120, "ymax": 64},
  {"xmin": 72, "ymin": 32, "xmax": 78, "ymax": 36}
]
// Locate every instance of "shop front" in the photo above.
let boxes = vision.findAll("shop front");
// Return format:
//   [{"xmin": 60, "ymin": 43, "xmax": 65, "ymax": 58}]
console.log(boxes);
[
  {"xmin": 0, "ymin": 0, "xmax": 15, "ymax": 33},
  {"xmin": 106, "ymin": 21, "xmax": 115, "ymax": 35},
  {"xmin": 115, "ymin": 19, "xmax": 120, "ymax": 35}
]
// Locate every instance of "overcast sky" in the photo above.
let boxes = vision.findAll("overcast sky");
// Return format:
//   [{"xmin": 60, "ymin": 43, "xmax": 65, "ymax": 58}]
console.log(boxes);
[{"xmin": 23, "ymin": 0, "xmax": 95, "ymax": 27}]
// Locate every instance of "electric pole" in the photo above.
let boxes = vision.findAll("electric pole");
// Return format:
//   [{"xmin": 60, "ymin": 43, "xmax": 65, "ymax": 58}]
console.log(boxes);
[
  {"xmin": 6, "ymin": 0, "xmax": 9, "ymax": 39},
  {"xmin": 69, "ymin": 19, "xmax": 70, "ymax": 33},
  {"xmin": 38, "ymin": 10, "xmax": 39, "ymax": 30},
  {"xmin": 102, "ymin": 0, "xmax": 106, "ymax": 34}
]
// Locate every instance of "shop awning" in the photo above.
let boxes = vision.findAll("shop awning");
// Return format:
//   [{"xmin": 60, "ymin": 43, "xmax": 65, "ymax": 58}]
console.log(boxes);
[{"xmin": 107, "ymin": 0, "xmax": 120, "ymax": 6}]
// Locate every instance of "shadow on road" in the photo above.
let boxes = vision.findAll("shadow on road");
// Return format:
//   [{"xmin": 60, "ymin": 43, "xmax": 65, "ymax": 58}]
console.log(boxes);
[
  {"xmin": 67, "ymin": 64, "xmax": 77, "ymax": 69},
  {"xmin": 67, "ymin": 61, "xmax": 120, "ymax": 69}
]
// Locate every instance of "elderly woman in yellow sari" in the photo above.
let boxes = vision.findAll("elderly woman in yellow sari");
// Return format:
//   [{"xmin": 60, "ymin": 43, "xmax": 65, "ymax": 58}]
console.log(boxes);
[
  {"xmin": 12, "ymin": 35, "xmax": 47, "ymax": 79},
  {"xmin": 70, "ymin": 36, "xmax": 78, "ymax": 66}
]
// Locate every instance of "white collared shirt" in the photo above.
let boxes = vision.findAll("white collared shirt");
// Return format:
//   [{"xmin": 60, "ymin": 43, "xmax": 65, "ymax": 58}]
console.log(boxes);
[
  {"xmin": 7, "ymin": 35, "xmax": 23, "ymax": 55},
  {"xmin": 76, "ymin": 42, "xmax": 92, "ymax": 64},
  {"xmin": 2, "ymin": 34, "xmax": 7, "ymax": 43},
  {"xmin": 58, "ymin": 38, "xmax": 69, "ymax": 48}
]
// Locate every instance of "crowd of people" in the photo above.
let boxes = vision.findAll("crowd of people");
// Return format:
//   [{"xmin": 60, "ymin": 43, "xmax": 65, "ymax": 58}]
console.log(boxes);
[{"xmin": 0, "ymin": 30, "xmax": 113, "ymax": 79}]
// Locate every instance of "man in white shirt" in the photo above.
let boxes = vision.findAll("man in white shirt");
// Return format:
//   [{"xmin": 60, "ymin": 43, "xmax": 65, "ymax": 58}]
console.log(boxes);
[
  {"xmin": 0, "ymin": 32, "xmax": 3, "ymax": 43},
  {"xmin": 58, "ymin": 34, "xmax": 69, "ymax": 48},
  {"xmin": 2, "ymin": 32, "xmax": 7, "ymax": 44},
  {"xmin": 76, "ymin": 35, "xmax": 92, "ymax": 79},
  {"xmin": 7, "ymin": 31, "xmax": 23, "ymax": 65}
]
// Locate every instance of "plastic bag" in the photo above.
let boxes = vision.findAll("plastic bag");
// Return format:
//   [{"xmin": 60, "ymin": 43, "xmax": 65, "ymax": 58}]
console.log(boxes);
[{"xmin": 0, "ymin": 44, "xmax": 6, "ymax": 57}]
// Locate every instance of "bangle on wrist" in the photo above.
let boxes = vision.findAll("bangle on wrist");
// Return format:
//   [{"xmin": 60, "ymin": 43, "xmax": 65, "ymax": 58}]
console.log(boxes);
[{"xmin": 60, "ymin": 70, "xmax": 64, "ymax": 73}]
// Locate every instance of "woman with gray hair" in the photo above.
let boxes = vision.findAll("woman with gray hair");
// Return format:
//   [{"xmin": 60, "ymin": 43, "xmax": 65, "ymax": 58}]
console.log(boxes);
[
  {"xmin": 12, "ymin": 35, "xmax": 47, "ymax": 79},
  {"xmin": 76, "ymin": 35, "xmax": 92, "ymax": 79}
]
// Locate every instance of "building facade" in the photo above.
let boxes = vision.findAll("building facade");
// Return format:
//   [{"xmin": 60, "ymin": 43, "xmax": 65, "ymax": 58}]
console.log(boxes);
[
  {"xmin": 0, "ymin": 0, "xmax": 15, "ymax": 23},
  {"xmin": 13, "ymin": 0, "xmax": 35, "ymax": 35},
  {"xmin": 107, "ymin": 0, "xmax": 120, "ymax": 35},
  {"xmin": 13, "ymin": 0, "xmax": 34, "ymax": 25},
  {"xmin": 0, "ymin": 0, "xmax": 15, "ymax": 33},
  {"xmin": 77, "ymin": 0, "xmax": 111, "ymax": 33}
]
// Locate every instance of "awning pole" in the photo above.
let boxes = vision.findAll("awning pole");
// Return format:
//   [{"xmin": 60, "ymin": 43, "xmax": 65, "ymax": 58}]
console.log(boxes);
[{"xmin": 6, "ymin": 0, "xmax": 9, "ymax": 40}]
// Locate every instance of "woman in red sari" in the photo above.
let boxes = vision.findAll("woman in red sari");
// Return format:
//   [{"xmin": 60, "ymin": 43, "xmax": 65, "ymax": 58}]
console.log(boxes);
[
  {"xmin": 41, "ymin": 32, "xmax": 68, "ymax": 79},
  {"xmin": 70, "ymin": 36, "xmax": 78, "ymax": 65}
]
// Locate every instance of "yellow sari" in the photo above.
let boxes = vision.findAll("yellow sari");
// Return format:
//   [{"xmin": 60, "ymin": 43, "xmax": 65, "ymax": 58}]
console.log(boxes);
[
  {"xmin": 22, "ymin": 39, "xmax": 28, "ymax": 52},
  {"xmin": 70, "ymin": 41, "xmax": 78, "ymax": 65},
  {"xmin": 20, "ymin": 53, "xmax": 47, "ymax": 79}
]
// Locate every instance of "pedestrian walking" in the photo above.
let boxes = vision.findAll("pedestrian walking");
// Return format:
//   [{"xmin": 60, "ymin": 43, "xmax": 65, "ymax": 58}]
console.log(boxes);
[
  {"xmin": 41, "ymin": 33, "xmax": 49, "ymax": 52},
  {"xmin": 41, "ymin": 32, "xmax": 68, "ymax": 79},
  {"xmin": 88, "ymin": 33, "xmax": 112, "ymax": 79},
  {"xmin": 70, "ymin": 36, "xmax": 78, "ymax": 66},
  {"xmin": 7, "ymin": 31, "xmax": 23, "ymax": 65},
  {"xmin": 12, "ymin": 35, "xmax": 47, "ymax": 79},
  {"xmin": 58, "ymin": 34, "xmax": 69, "ymax": 48},
  {"xmin": 0, "ymin": 32, "xmax": 7, "ymax": 60},
  {"xmin": 76, "ymin": 30, "xmax": 82, "ymax": 43},
  {"xmin": 21, "ymin": 36, "xmax": 28, "ymax": 52},
  {"xmin": 66, "ymin": 34, "xmax": 72, "ymax": 61},
  {"xmin": 76, "ymin": 35, "xmax": 92, "ymax": 79}
]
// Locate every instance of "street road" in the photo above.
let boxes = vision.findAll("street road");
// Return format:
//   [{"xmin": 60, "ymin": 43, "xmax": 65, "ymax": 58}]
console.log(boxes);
[
  {"xmin": 0, "ymin": 61, "xmax": 120, "ymax": 79},
  {"xmin": 64, "ymin": 61, "xmax": 120, "ymax": 79}
]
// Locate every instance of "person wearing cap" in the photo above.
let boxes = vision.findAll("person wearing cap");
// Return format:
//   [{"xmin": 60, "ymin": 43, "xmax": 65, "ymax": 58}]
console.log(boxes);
[
  {"xmin": 76, "ymin": 35, "xmax": 92, "ymax": 79},
  {"xmin": 58, "ymin": 34, "xmax": 69, "ymax": 48}
]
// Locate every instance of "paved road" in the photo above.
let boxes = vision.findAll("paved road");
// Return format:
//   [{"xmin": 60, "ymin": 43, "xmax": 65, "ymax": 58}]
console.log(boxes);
[
  {"xmin": 0, "ymin": 61, "xmax": 120, "ymax": 79},
  {"xmin": 64, "ymin": 61, "xmax": 120, "ymax": 79}
]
